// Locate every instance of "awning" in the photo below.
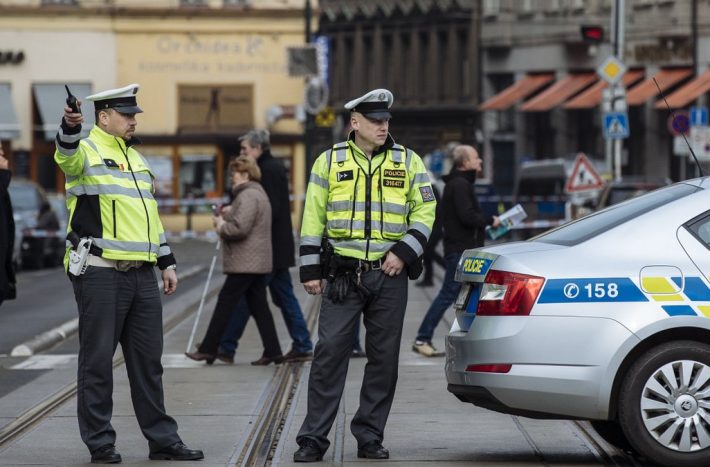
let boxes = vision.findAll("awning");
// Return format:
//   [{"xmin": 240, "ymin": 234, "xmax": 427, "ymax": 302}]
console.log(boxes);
[
  {"xmin": 563, "ymin": 69, "xmax": 645, "ymax": 109},
  {"xmin": 520, "ymin": 72, "xmax": 597, "ymax": 112},
  {"xmin": 654, "ymin": 69, "xmax": 710, "ymax": 109},
  {"xmin": 0, "ymin": 84, "xmax": 20, "ymax": 140},
  {"xmin": 626, "ymin": 68, "xmax": 692, "ymax": 106},
  {"xmin": 33, "ymin": 83, "xmax": 94, "ymax": 141},
  {"xmin": 479, "ymin": 73, "xmax": 555, "ymax": 110}
]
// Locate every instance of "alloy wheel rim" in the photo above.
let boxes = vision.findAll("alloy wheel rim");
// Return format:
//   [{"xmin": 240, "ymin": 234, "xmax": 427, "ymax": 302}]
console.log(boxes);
[{"xmin": 640, "ymin": 359, "xmax": 710, "ymax": 452}]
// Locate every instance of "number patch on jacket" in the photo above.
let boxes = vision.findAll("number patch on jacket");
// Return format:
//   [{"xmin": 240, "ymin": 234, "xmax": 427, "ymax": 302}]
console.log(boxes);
[{"xmin": 384, "ymin": 179, "xmax": 405, "ymax": 188}]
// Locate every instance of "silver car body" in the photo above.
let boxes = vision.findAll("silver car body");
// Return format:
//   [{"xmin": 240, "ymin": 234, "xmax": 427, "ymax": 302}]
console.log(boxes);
[{"xmin": 446, "ymin": 178, "xmax": 710, "ymax": 421}]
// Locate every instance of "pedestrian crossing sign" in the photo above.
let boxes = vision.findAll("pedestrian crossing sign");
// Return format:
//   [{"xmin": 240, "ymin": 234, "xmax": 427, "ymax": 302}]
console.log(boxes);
[{"xmin": 603, "ymin": 112, "xmax": 630, "ymax": 140}]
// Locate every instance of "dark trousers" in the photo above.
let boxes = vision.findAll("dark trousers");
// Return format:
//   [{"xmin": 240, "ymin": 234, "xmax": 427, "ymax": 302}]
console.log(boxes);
[
  {"xmin": 416, "ymin": 252, "xmax": 462, "ymax": 342},
  {"xmin": 219, "ymin": 268, "xmax": 313, "ymax": 355},
  {"xmin": 296, "ymin": 269, "xmax": 408, "ymax": 453},
  {"xmin": 71, "ymin": 264, "xmax": 180, "ymax": 453},
  {"xmin": 421, "ymin": 220, "xmax": 444, "ymax": 282},
  {"xmin": 198, "ymin": 273, "xmax": 282, "ymax": 358}
]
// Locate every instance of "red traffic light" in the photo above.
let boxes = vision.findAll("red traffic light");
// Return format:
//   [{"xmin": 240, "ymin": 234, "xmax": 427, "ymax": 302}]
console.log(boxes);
[{"xmin": 581, "ymin": 25, "xmax": 604, "ymax": 44}]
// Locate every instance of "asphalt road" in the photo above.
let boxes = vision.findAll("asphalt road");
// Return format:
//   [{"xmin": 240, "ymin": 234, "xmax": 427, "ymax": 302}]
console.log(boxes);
[{"xmin": 0, "ymin": 237, "xmax": 221, "ymax": 398}]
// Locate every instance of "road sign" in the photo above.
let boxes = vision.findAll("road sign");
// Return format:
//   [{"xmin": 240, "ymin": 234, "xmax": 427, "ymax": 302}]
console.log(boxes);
[
  {"xmin": 287, "ymin": 46, "xmax": 318, "ymax": 77},
  {"xmin": 597, "ymin": 56, "xmax": 626, "ymax": 85},
  {"xmin": 691, "ymin": 106, "xmax": 708, "ymax": 127},
  {"xmin": 565, "ymin": 153, "xmax": 604, "ymax": 193},
  {"xmin": 690, "ymin": 126, "xmax": 710, "ymax": 160},
  {"xmin": 667, "ymin": 111, "xmax": 690, "ymax": 136},
  {"xmin": 603, "ymin": 112, "xmax": 630, "ymax": 139}
]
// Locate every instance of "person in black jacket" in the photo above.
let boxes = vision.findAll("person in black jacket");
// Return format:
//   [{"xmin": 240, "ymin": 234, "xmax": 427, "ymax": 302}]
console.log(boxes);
[
  {"xmin": 0, "ymin": 147, "xmax": 16, "ymax": 307},
  {"xmin": 412, "ymin": 145, "xmax": 500, "ymax": 356},
  {"xmin": 218, "ymin": 129, "xmax": 314, "ymax": 363}
]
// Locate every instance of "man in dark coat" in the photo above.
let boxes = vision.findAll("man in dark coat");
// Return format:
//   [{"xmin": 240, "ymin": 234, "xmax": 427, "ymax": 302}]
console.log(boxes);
[
  {"xmin": 218, "ymin": 129, "xmax": 313, "ymax": 363},
  {"xmin": 412, "ymin": 144, "xmax": 500, "ymax": 356},
  {"xmin": 0, "ymin": 147, "xmax": 16, "ymax": 307}
]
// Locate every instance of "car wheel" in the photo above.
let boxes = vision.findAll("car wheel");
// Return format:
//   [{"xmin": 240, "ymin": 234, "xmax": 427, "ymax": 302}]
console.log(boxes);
[
  {"xmin": 618, "ymin": 340, "xmax": 710, "ymax": 467},
  {"xmin": 589, "ymin": 420, "xmax": 634, "ymax": 453}
]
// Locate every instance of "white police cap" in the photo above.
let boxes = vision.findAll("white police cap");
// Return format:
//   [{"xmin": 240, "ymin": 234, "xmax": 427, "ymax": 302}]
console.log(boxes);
[
  {"xmin": 344, "ymin": 88, "xmax": 393, "ymax": 119},
  {"xmin": 86, "ymin": 83, "xmax": 143, "ymax": 114}
]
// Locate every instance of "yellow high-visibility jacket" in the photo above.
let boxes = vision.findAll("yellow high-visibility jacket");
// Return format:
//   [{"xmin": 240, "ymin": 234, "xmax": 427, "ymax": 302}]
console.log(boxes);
[
  {"xmin": 54, "ymin": 123, "xmax": 175, "ymax": 270},
  {"xmin": 299, "ymin": 134, "xmax": 436, "ymax": 282}
]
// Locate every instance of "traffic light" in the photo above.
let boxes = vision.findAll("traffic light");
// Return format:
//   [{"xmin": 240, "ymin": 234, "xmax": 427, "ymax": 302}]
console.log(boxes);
[{"xmin": 581, "ymin": 25, "xmax": 604, "ymax": 44}]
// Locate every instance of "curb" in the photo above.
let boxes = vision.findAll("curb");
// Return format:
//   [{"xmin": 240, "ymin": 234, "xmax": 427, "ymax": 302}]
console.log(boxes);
[{"xmin": 9, "ymin": 264, "xmax": 206, "ymax": 357}]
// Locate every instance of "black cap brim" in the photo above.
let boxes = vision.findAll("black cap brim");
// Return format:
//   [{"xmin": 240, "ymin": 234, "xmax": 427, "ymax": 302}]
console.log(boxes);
[
  {"xmin": 113, "ymin": 105, "xmax": 143, "ymax": 114},
  {"xmin": 360, "ymin": 110, "xmax": 391, "ymax": 120}
]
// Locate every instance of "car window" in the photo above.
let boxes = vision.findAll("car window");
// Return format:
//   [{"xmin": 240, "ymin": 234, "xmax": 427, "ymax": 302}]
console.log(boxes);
[
  {"xmin": 686, "ymin": 213, "xmax": 710, "ymax": 247},
  {"xmin": 534, "ymin": 183, "xmax": 701, "ymax": 246},
  {"xmin": 8, "ymin": 184, "xmax": 40, "ymax": 212}
]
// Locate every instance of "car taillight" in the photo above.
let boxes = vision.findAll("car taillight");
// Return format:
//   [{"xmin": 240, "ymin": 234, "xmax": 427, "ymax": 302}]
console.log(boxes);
[
  {"xmin": 465, "ymin": 364, "xmax": 512, "ymax": 373},
  {"xmin": 477, "ymin": 270, "xmax": 544, "ymax": 316}
]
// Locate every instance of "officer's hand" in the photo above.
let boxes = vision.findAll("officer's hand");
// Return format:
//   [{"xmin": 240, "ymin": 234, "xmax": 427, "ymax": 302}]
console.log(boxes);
[
  {"xmin": 63, "ymin": 102, "xmax": 84, "ymax": 128},
  {"xmin": 161, "ymin": 268, "xmax": 178, "ymax": 295},
  {"xmin": 0, "ymin": 154, "xmax": 8, "ymax": 171},
  {"xmin": 303, "ymin": 279, "xmax": 323, "ymax": 295},
  {"xmin": 491, "ymin": 216, "xmax": 502, "ymax": 228},
  {"xmin": 382, "ymin": 251, "xmax": 405, "ymax": 277}
]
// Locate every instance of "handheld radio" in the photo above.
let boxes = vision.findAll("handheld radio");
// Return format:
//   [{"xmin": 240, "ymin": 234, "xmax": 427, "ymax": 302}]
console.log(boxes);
[{"xmin": 65, "ymin": 85, "xmax": 81, "ymax": 114}]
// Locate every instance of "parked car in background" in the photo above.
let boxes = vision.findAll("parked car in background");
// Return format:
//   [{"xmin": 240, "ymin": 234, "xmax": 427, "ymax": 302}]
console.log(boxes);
[
  {"xmin": 511, "ymin": 157, "xmax": 605, "ymax": 239},
  {"xmin": 8, "ymin": 179, "xmax": 63, "ymax": 270}
]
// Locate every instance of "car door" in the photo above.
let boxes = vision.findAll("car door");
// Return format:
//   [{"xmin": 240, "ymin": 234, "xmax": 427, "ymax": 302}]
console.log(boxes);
[{"xmin": 677, "ymin": 211, "xmax": 710, "ymax": 315}]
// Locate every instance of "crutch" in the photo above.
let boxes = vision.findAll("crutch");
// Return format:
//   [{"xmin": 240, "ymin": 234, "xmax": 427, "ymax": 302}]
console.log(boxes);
[{"xmin": 186, "ymin": 238, "xmax": 221, "ymax": 353}]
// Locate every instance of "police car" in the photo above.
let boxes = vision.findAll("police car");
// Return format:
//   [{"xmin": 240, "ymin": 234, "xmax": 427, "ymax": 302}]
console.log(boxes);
[{"xmin": 445, "ymin": 178, "xmax": 710, "ymax": 467}]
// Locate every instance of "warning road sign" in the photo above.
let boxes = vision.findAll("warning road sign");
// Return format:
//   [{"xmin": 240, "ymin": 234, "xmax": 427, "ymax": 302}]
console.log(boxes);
[{"xmin": 565, "ymin": 153, "xmax": 604, "ymax": 193}]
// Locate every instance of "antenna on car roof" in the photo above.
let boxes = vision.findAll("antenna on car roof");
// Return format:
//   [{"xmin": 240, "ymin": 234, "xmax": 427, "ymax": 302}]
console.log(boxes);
[{"xmin": 653, "ymin": 77, "xmax": 705, "ymax": 177}]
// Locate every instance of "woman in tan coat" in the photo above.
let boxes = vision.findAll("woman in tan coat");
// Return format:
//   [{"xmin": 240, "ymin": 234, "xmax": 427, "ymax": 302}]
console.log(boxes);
[{"xmin": 186, "ymin": 156, "xmax": 283, "ymax": 365}]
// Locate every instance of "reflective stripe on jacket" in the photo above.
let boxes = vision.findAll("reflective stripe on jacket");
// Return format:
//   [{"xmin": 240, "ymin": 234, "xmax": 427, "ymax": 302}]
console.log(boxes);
[
  {"xmin": 54, "ymin": 124, "xmax": 174, "ymax": 269},
  {"xmin": 299, "ymin": 135, "xmax": 436, "ymax": 282}
]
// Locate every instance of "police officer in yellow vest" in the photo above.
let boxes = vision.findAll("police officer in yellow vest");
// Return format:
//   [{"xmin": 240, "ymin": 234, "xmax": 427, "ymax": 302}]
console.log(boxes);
[
  {"xmin": 294, "ymin": 89, "xmax": 436, "ymax": 462},
  {"xmin": 55, "ymin": 84, "xmax": 203, "ymax": 464}
]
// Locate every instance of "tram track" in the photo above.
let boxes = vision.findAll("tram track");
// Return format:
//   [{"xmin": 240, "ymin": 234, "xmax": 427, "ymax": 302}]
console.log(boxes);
[
  {"xmin": 0, "ymin": 274, "xmax": 222, "ymax": 450},
  {"xmin": 1, "ymin": 273, "xmax": 648, "ymax": 466}
]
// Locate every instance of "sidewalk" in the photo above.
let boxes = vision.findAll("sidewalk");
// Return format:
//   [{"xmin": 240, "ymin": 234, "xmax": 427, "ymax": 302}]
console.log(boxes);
[{"xmin": 0, "ymin": 268, "xmax": 610, "ymax": 466}]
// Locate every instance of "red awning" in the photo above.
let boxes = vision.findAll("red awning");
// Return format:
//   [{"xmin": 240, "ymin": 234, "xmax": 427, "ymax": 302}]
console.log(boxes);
[
  {"xmin": 626, "ymin": 68, "xmax": 692, "ymax": 106},
  {"xmin": 563, "ymin": 69, "xmax": 645, "ymax": 109},
  {"xmin": 479, "ymin": 73, "xmax": 554, "ymax": 110},
  {"xmin": 520, "ymin": 72, "xmax": 597, "ymax": 111},
  {"xmin": 654, "ymin": 69, "xmax": 710, "ymax": 109}
]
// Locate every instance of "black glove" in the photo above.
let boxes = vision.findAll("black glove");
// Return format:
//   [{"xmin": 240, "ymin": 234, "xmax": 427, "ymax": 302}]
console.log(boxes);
[{"xmin": 327, "ymin": 273, "xmax": 351, "ymax": 304}]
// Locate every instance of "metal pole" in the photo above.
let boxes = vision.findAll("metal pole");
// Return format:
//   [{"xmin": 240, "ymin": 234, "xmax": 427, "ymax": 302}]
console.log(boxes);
[
  {"xmin": 185, "ymin": 239, "xmax": 221, "ymax": 353},
  {"xmin": 692, "ymin": 0, "xmax": 701, "ymax": 177},
  {"xmin": 612, "ymin": 0, "xmax": 625, "ymax": 181},
  {"xmin": 304, "ymin": 0, "xmax": 315, "ymax": 183}
]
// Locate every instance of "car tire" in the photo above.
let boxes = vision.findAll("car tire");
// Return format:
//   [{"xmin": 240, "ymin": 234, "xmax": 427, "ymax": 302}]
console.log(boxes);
[
  {"xmin": 618, "ymin": 340, "xmax": 710, "ymax": 467},
  {"xmin": 589, "ymin": 420, "xmax": 634, "ymax": 453}
]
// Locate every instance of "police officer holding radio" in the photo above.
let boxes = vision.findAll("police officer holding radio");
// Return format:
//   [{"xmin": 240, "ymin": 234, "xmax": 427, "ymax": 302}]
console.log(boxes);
[
  {"xmin": 294, "ymin": 89, "xmax": 436, "ymax": 462},
  {"xmin": 56, "ymin": 84, "xmax": 203, "ymax": 464}
]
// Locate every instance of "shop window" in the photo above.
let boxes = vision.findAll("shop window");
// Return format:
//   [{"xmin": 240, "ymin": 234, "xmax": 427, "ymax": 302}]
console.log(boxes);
[{"xmin": 180, "ymin": 154, "xmax": 217, "ymax": 213}]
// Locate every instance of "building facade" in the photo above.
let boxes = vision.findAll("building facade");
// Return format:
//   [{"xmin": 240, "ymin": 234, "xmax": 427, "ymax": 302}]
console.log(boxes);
[
  {"xmin": 0, "ymin": 0, "xmax": 313, "ymax": 221},
  {"xmin": 479, "ymin": 0, "xmax": 710, "ymax": 194},
  {"xmin": 316, "ymin": 0, "xmax": 482, "ymax": 176}
]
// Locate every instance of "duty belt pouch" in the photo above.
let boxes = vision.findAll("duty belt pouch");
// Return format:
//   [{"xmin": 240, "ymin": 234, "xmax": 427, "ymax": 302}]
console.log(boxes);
[{"xmin": 407, "ymin": 256, "xmax": 424, "ymax": 280}]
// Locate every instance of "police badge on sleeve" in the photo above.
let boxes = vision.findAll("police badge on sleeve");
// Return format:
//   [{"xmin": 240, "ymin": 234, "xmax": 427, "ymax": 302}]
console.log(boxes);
[{"xmin": 419, "ymin": 186, "xmax": 435, "ymax": 202}]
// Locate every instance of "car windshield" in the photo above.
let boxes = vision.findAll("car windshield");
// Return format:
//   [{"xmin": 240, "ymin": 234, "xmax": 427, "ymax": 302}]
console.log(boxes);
[
  {"xmin": 534, "ymin": 183, "xmax": 701, "ymax": 246},
  {"xmin": 8, "ymin": 184, "xmax": 39, "ymax": 212}
]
